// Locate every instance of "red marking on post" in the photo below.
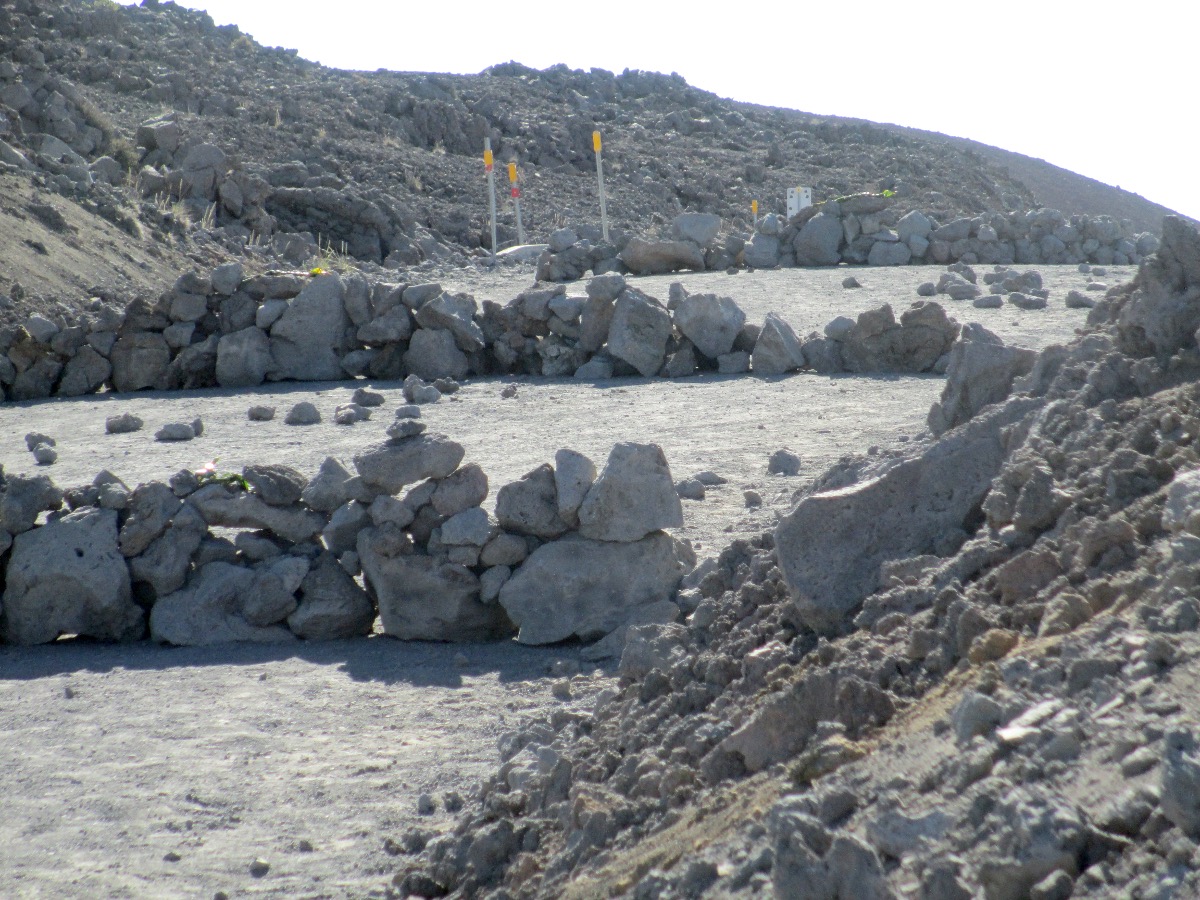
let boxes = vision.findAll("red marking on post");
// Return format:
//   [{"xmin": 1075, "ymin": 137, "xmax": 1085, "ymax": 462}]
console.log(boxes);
[{"xmin": 511, "ymin": 187, "xmax": 520, "ymax": 198}]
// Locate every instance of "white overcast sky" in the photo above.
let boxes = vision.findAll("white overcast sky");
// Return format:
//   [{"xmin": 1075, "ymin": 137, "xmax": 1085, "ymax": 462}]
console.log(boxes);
[{"xmin": 118, "ymin": 0, "xmax": 1199, "ymax": 221}]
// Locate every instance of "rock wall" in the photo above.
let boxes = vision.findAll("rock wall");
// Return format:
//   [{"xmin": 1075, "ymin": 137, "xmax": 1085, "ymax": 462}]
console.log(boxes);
[
  {"xmin": 0, "ymin": 421, "xmax": 694, "ymax": 649},
  {"xmin": 0, "ymin": 256, "xmax": 1007, "ymax": 403}
]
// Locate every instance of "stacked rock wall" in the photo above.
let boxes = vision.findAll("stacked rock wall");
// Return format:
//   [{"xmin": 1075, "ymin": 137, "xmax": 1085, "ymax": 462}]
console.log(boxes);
[{"xmin": 0, "ymin": 416, "xmax": 695, "ymax": 649}]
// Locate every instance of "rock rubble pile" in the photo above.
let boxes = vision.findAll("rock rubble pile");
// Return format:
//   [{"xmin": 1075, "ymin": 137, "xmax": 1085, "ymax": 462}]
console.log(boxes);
[{"xmin": 394, "ymin": 218, "xmax": 1200, "ymax": 899}]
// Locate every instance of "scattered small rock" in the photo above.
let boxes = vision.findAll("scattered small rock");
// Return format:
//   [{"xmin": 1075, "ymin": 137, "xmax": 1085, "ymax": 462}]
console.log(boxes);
[
  {"xmin": 676, "ymin": 478, "xmax": 706, "ymax": 501},
  {"xmin": 500, "ymin": 384, "xmax": 518, "ymax": 399},
  {"xmin": 842, "ymin": 276, "xmax": 861, "ymax": 289},
  {"xmin": 247, "ymin": 405, "xmax": 276, "ymax": 421},
  {"xmin": 32, "ymin": 445, "xmax": 57, "ymax": 465},
  {"xmin": 744, "ymin": 490, "xmax": 763, "ymax": 508},
  {"xmin": 284, "ymin": 402, "xmax": 321, "ymax": 425},
  {"xmin": 155, "ymin": 422, "xmax": 196, "ymax": 442},
  {"xmin": 394, "ymin": 404, "xmax": 422, "ymax": 420},
  {"xmin": 351, "ymin": 388, "xmax": 385, "ymax": 407},
  {"xmin": 105, "ymin": 413, "xmax": 144, "ymax": 435},
  {"xmin": 768, "ymin": 449, "xmax": 802, "ymax": 476},
  {"xmin": 248, "ymin": 858, "xmax": 270, "ymax": 877},
  {"xmin": 417, "ymin": 794, "xmax": 436, "ymax": 815},
  {"xmin": 334, "ymin": 403, "xmax": 371, "ymax": 425},
  {"xmin": 24, "ymin": 433, "xmax": 55, "ymax": 451}
]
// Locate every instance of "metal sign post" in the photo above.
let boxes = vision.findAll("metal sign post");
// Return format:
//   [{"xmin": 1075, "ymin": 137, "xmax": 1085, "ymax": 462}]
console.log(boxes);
[
  {"xmin": 484, "ymin": 138, "xmax": 497, "ymax": 260},
  {"xmin": 508, "ymin": 162, "xmax": 525, "ymax": 245},
  {"xmin": 593, "ymin": 130, "xmax": 609, "ymax": 243}
]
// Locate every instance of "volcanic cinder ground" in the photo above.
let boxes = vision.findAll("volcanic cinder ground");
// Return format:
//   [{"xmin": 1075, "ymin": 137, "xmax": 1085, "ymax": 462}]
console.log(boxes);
[{"xmin": 0, "ymin": 263, "xmax": 1115, "ymax": 899}]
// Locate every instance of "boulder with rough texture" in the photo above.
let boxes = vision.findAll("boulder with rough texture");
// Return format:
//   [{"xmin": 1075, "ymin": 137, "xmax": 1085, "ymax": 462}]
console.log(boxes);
[
  {"xmin": 498, "ymin": 532, "xmax": 694, "ymax": 644},
  {"xmin": 413, "ymin": 292, "xmax": 485, "ymax": 352},
  {"xmin": 606, "ymin": 290, "xmax": 672, "ymax": 377},
  {"xmin": 743, "ymin": 233, "xmax": 780, "ymax": 268},
  {"xmin": 495, "ymin": 464, "xmax": 570, "ymax": 538},
  {"xmin": 302, "ymin": 457, "xmax": 355, "ymax": 512},
  {"xmin": 431, "ymin": 463, "xmax": 489, "ymax": 517},
  {"xmin": 404, "ymin": 328, "xmax": 470, "ymax": 381},
  {"xmin": 57, "ymin": 347, "xmax": 111, "ymax": 397},
  {"xmin": 619, "ymin": 237, "xmax": 705, "ymax": 276},
  {"xmin": 670, "ymin": 212, "xmax": 721, "ymax": 247},
  {"xmin": 928, "ymin": 338, "xmax": 1037, "ymax": 436},
  {"xmin": 187, "ymin": 483, "xmax": 325, "ymax": 543},
  {"xmin": 673, "ymin": 293, "xmax": 746, "ymax": 359},
  {"xmin": 269, "ymin": 274, "xmax": 350, "ymax": 381},
  {"xmin": 0, "ymin": 473, "xmax": 64, "ymax": 534},
  {"xmin": 149, "ymin": 561, "xmax": 296, "ymax": 646},
  {"xmin": 287, "ymin": 553, "xmax": 376, "ymax": 640},
  {"xmin": 110, "ymin": 332, "xmax": 170, "ymax": 392},
  {"xmin": 554, "ymin": 449, "xmax": 596, "ymax": 526},
  {"xmin": 216, "ymin": 327, "xmax": 273, "ymax": 387},
  {"xmin": 1, "ymin": 508, "xmax": 141, "ymax": 645},
  {"xmin": 119, "ymin": 481, "xmax": 182, "ymax": 557},
  {"xmin": 752, "ymin": 313, "xmax": 806, "ymax": 375},
  {"xmin": 793, "ymin": 213, "xmax": 843, "ymax": 266},
  {"xmin": 577, "ymin": 443, "xmax": 683, "ymax": 542},
  {"xmin": 106, "ymin": 413, "xmax": 144, "ymax": 435},
  {"xmin": 841, "ymin": 302, "xmax": 959, "ymax": 373},
  {"xmin": 129, "ymin": 505, "xmax": 207, "ymax": 598},
  {"xmin": 353, "ymin": 433, "xmax": 465, "ymax": 495},
  {"xmin": 358, "ymin": 530, "xmax": 511, "ymax": 641},
  {"xmin": 776, "ymin": 398, "xmax": 1040, "ymax": 632}
]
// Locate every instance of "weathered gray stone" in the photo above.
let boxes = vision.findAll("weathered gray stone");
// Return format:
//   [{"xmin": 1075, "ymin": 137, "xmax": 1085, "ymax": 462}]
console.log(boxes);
[
  {"xmin": 554, "ymin": 449, "xmax": 596, "ymax": 526},
  {"xmin": 498, "ymin": 532, "xmax": 694, "ymax": 644},
  {"xmin": 495, "ymin": 464, "xmax": 569, "ymax": 539},
  {"xmin": 673, "ymin": 294, "xmax": 746, "ymax": 359},
  {"xmin": 188, "ymin": 483, "xmax": 325, "ymax": 543},
  {"xmin": 358, "ymin": 530, "xmax": 511, "ymax": 641},
  {"xmin": 619, "ymin": 238, "xmax": 705, "ymax": 275},
  {"xmin": 322, "ymin": 500, "xmax": 371, "ymax": 555},
  {"xmin": 110, "ymin": 332, "xmax": 170, "ymax": 392},
  {"xmin": 129, "ymin": 504, "xmax": 207, "ymax": 598},
  {"xmin": 285, "ymin": 402, "xmax": 321, "ymax": 426},
  {"xmin": 404, "ymin": 328, "xmax": 469, "ymax": 381},
  {"xmin": 578, "ymin": 443, "xmax": 683, "ymax": 542},
  {"xmin": 353, "ymin": 433, "xmax": 465, "ymax": 496},
  {"xmin": 1, "ymin": 508, "xmax": 141, "ymax": 645},
  {"xmin": 0, "ymin": 473, "xmax": 64, "ymax": 534},
  {"xmin": 57, "ymin": 346, "xmax": 111, "ymax": 396},
  {"xmin": 432, "ymin": 464, "xmax": 489, "ymax": 517},
  {"xmin": 868, "ymin": 240, "xmax": 912, "ymax": 266},
  {"xmin": 105, "ymin": 413, "xmax": 144, "ymax": 434},
  {"xmin": 928, "ymin": 339, "xmax": 1037, "ymax": 436},
  {"xmin": 752, "ymin": 313, "xmax": 806, "ymax": 375},
  {"xmin": 287, "ymin": 553, "xmax": 376, "ymax": 640},
  {"xmin": 301, "ymin": 457, "xmax": 353, "ymax": 513},
  {"xmin": 216, "ymin": 327, "xmax": 273, "ymax": 387},
  {"xmin": 414, "ymin": 292, "xmax": 485, "ymax": 352},
  {"xmin": 440, "ymin": 507, "xmax": 492, "ymax": 547},
  {"xmin": 155, "ymin": 423, "xmax": 195, "ymax": 442},
  {"xmin": 718, "ymin": 351, "xmax": 751, "ymax": 374},
  {"xmin": 606, "ymin": 290, "xmax": 672, "ymax": 377},
  {"xmin": 776, "ymin": 398, "xmax": 1039, "ymax": 632},
  {"xmin": 120, "ymin": 481, "xmax": 182, "ymax": 557},
  {"xmin": 671, "ymin": 212, "xmax": 721, "ymax": 246},
  {"xmin": 743, "ymin": 233, "xmax": 780, "ymax": 268},
  {"xmin": 792, "ymin": 213, "xmax": 843, "ymax": 266},
  {"xmin": 149, "ymin": 562, "xmax": 296, "ymax": 646},
  {"xmin": 210, "ymin": 262, "xmax": 243, "ymax": 296},
  {"xmin": 269, "ymin": 274, "xmax": 350, "ymax": 381}
]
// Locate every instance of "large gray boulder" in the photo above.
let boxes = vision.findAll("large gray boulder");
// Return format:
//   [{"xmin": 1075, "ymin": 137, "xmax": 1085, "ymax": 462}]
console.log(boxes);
[
  {"xmin": 129, "ymin": 504, "xmax": 207, "ymax": 598},
  {"xmin": 404, "ymin": 328, "xmax": 470, "ymax": 381},
  {"xmin": 119, "ymin": 481, "xmax": 182, "ymax": 557},
  {"xmin": 495, "ymin": 463, "xmax": 570, "ymax": 538},
  {"xmin": 414, "ymin": 292, "xmax": 485, "ymax": 352},
  {"xmin": 269, "ymin": 274, "xmax": 350, "ymax": 381},
  {"xmin": 607, "ymin": 290, "xmax": 672, "ymax": 377},
  {"xmin": 751, "ymin": 313, "xmax": 806, "ymax": 375},
  {"xmin": 1, "ymin": 508, "xmax": 142, "ymax": 644},
  {"xmin": 577, "ymin": 443, "xmax": 683, "ymax": 542},
  {"xmin": 287, "ymin": 553, "xmax": 376, "ymax": 640},
  {"xmin": 498, "ymin": 532, "xmax": 694, "ymax": 644},
  {"xmin": 867, "ymin": 240, "xmax": 912, "ymax": 267},
  {"xmin": 743, "ymin": 233, "xmax": 780, "ymax": 268},
  {"xmin": 619, "ymin": 237, "xmax": 705, "ymax": 276},
  {"xmin": 149, "ymin": 561, "xmax": 298, "ymax": 646},
  {"xmin": 670, "ymin": 213, "xmax": 722, "ymax": 247},
  {"xmin": 840, "ymin": 302, "xmax": 958, "ymax": 374},
  {"xmin": 353, "ymin": 433, "xmax": 465, "ymax": 495},
  {"xmin": 216, "ymin": 327, "xmax": 273, "ymax": 388},
  {"xmin": 776, "ymin": 397, "xmax": 1040, "ymax": 633},
  {"xmin": 57, "ymin": 346, "xmax": 111, "ymax": 397},
  {"xmin": 673, "ymin": 294, "xmax": 746, "ymax": 359},
  {"xmin": 793, "ymin": 213, "xmax": 843, "ymax": 266},
  {"xmin": 110, "ymin": 332, "xmax": 170, "ymax": 392},
  {"xmin": 187, "ymin": 483, "xmax": 325, "ymax": 543},
  {"xmin": 0, "ymin": 473, "xmax": 64, "ymax": 534},
  {"xmin": 358, "ymin": 529, "xmax": 511, "ymax": 641},
  {"xmin": 928, "ymin": 338, "xmax": 1037, "ymax": 436}
]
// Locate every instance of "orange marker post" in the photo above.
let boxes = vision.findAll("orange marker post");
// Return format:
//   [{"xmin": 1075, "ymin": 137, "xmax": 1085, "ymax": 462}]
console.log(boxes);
[
  {"xmin": 508, "ymin": 162, "xmax": 525, "ymax": 245},
  {"xmin": 751, "ymin": 199, "xmax": 759, "ymax": 228},
  {"xmin": 593, "ymin": 130, "xmax": 609, "ymax": 243},
  {"xmin": 484, "ymin": 138, "xmax": 497, "ymax": 260}
]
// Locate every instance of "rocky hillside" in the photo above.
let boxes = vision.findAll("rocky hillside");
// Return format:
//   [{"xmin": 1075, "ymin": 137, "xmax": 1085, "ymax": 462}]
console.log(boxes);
[{"xmin": 0, "ymin": 0, "xmax": 1186, "ymax": 305}]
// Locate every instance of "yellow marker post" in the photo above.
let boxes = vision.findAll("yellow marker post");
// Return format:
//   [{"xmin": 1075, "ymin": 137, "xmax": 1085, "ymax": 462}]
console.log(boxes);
[
  {"xmin": 751, "ymin": 199, "xmax": 759, "ymax": 227},
  {"xmin": 484, "ymin": 139, "xmax": 497, "ymax": 260},
  {"xmin": 508, "ymin": 162, "xmax": 525, "ymax": 245},
  {"xmin": 593, "ymin": 130, "xmax": 609, "ymax": 243}
]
